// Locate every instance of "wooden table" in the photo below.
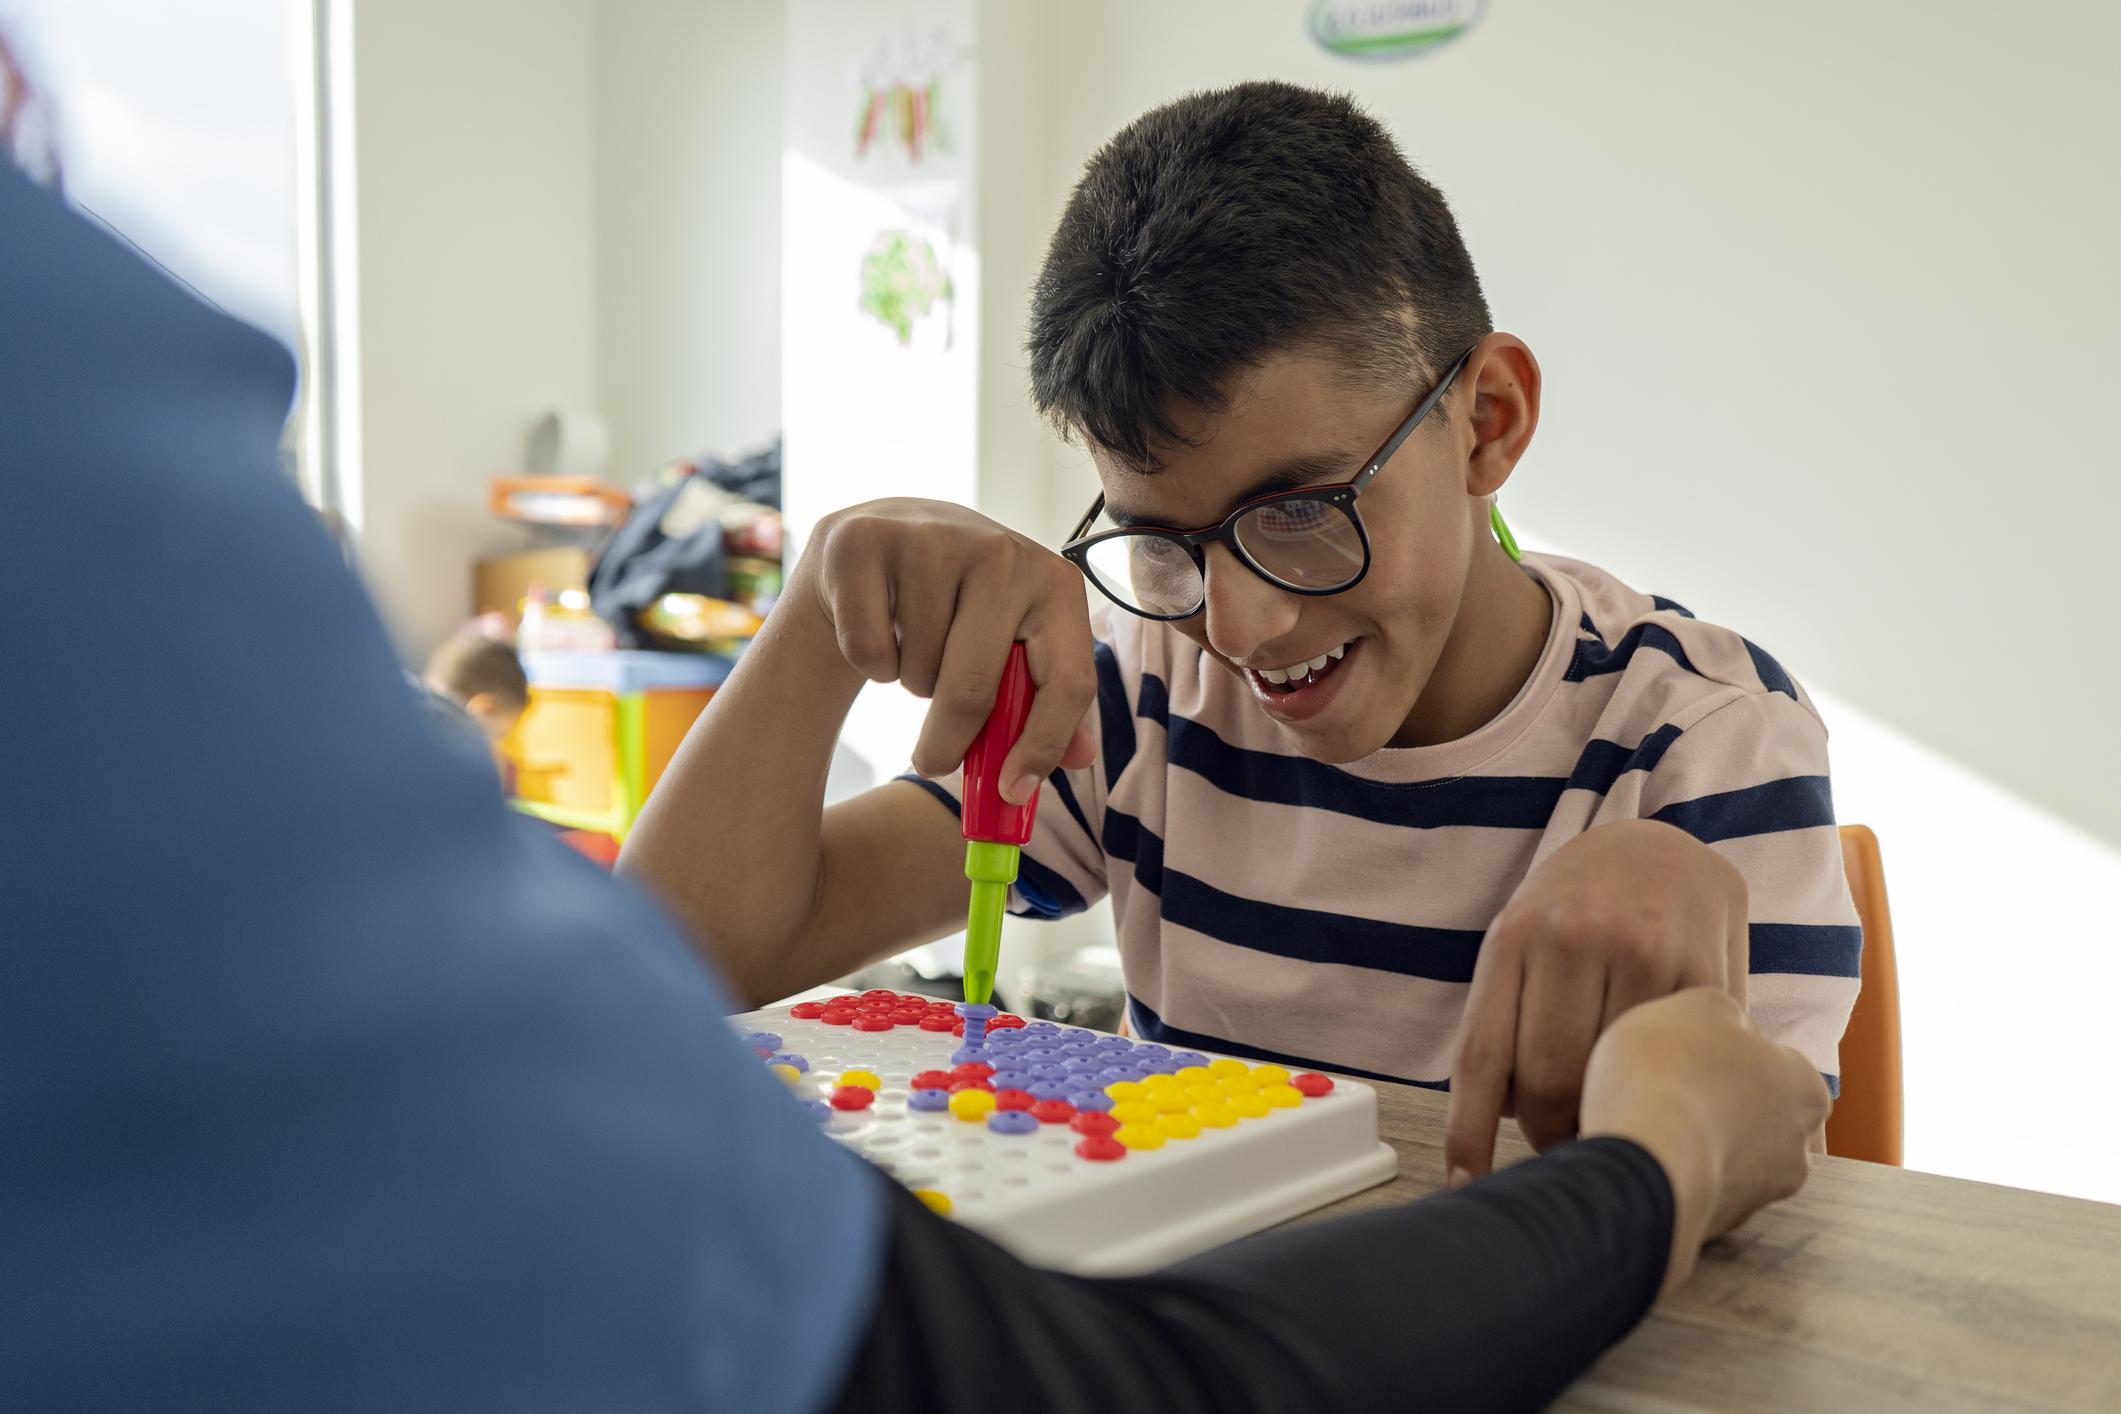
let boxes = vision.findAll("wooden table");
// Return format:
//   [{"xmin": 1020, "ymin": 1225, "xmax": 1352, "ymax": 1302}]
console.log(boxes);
[{"xmin": 1304, "ymin": 1082, "xmax": 2121, "ymax": 1412}]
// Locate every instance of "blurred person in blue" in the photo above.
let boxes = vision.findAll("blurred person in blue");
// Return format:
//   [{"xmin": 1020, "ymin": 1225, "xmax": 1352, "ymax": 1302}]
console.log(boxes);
[{"xmin": 0, "ymin": 69, "xmax": 1827, "ymax": 1414}]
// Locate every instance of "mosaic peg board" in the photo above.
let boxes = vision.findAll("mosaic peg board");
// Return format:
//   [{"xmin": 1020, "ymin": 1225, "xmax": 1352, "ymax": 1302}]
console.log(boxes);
[{"xmin": 734, "ymin": 989, "xmax": 1398, "ymax": 1274}]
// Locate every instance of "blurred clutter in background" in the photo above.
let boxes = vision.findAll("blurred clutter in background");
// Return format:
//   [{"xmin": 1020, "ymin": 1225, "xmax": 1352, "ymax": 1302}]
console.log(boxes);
[{"xmin": 468, "ymin": 417, "xmax": 785, "ymax": 869}]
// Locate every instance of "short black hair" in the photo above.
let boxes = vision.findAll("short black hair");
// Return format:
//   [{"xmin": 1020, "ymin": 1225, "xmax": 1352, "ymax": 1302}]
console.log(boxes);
[{"xmin": 1029, "ymin": 81, "xmax": 1491, "ymax": 467}]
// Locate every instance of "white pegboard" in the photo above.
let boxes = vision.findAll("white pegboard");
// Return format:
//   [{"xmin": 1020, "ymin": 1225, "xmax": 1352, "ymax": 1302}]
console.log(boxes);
[{"xmin": 733, "ymin": 990, "xmax": 1397, "ymax": 1273}]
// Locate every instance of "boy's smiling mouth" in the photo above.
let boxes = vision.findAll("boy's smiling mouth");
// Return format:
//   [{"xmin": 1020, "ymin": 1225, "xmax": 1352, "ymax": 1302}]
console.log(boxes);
[
  {"xmin": 1241, "ymin": 638, "xmax": 1363, "ymax": 724},
  {"xmin": 1248, "ymin": 639, "xmax": 1352, "ymax": 691}
]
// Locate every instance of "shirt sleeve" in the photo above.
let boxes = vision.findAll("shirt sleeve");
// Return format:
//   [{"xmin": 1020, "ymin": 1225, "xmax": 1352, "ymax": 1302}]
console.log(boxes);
[
  {"xmin": 831, "ymin": 1137, "xmax": 1674, "ymax": 1414},
  {"xmin": 894, "ymin": 644, "xmax": 1120, "ymax": 922},
  {"xmin": 1632, "ymin": 691, "xmax": 1864, "ymax": 1089}
]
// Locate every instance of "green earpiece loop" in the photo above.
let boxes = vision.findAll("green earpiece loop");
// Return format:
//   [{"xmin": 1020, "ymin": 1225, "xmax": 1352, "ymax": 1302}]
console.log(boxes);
[{"xmin": 1489, "ymin": 502, "xmax": 1522, "ymax": 563}]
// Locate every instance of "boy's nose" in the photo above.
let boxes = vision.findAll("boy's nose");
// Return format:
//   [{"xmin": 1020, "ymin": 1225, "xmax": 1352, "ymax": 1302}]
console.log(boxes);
[{"xmin": 1199, "ymin": 544, "xmax": 1301, "ymax": 665}]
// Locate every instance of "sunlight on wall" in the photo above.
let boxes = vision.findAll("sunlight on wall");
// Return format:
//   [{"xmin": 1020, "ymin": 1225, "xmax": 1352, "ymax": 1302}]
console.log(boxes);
[
  {"xmin": 1813, "ymin": 680, "xmax": 2121, "ymax": 1203},
  {"xmin": 781, "ymin": 149, "xmax": 982, "ymax": 780}
]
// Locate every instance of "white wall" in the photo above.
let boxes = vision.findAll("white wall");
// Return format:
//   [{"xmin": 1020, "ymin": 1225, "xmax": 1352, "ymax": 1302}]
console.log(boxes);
[
  {"xmin": 346, "ymin": 0, "xmax": 599, "ymax": 659},
  {"xmin": 593, "ymin": 0, "xmax": 784, "ymax": 481},
  {"xmin": 781, "ymin": 0, "xmax": 983, "ymax": 778},
  {"xmin": 1811, "ymin": 680, "xmax": 2121, "ymax": 1204}
]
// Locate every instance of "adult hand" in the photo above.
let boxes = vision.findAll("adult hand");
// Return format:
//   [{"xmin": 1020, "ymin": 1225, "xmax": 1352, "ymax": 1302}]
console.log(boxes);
[
  {"xmin": 1580, "ymin": 988, "xmax": 1831, "ymax": 1295},
  {"xmin": 800, "ymin": 498, "xmax": 1098, "ymax": 799},
  {"xmin": 1445, "ymin": 820, "xmax": 1749, "ymax": 1183}
]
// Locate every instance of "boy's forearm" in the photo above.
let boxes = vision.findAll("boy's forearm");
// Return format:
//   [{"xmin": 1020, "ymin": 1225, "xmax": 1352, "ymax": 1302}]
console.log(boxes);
[{"xmin": 618, "ymin": 577, "xmax": 867, "ymax": 996}]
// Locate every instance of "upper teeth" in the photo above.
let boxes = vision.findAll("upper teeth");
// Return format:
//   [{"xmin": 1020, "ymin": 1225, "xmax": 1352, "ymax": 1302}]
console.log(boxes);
[{"xmin": 1258, "ymin": 642, "xmax": 1349, "ymax": 685}]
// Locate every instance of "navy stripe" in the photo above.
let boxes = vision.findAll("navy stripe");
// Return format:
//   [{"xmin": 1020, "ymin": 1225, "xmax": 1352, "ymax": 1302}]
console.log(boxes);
[
  {"xmin": 1094, "ymin": 641, "xmax": 1135, "ymax": 792},
  {"xmin": 1749, "ymin": 922, "xmax": 1863, "ymax": 978},
  {"xmin": 1127, "ymin": 994, "xmax": 1449, "ymax": 1089},
  {"xmin": 1048, "ymin": 768, "xmax": 1095, "ymax": 847},
  {"xmin": 898, "ymin": 773, "xmax": 960, "ymax": 818},
  {"xmin": 1163, "ymin": 867, "xmax": 1486, "ymax": 981},
  {"xmin": 1652, "ymin": 775, "xmax": 1836, "ymax": 843},
  {"xmin": 1566, "ymin": 620, "xmax": 1703, "ymax": 682},
  {"xmin": 893, "ymin": 773, "xmax": 1087, "ymax": 919},
  {"xmin": 1135, "ymin": 668, "xmax": 1172, "ymax": 729},
  {"xmin": 1101, "ymin": 806, "xmax": 1162, "ymax": 894},
  {"xmin": 1129, "ymin": 999, "xmax": 1835, "ymax": 1096},
  {"xmin": 902, "ymin": 759, "xmax": 1097, "ymax": 853},
  {"xmin": 1651, "ymin": 595, "xmax": 1696, "ymax": 619},
  {"xmin": 1013, "ymin": 852, "xmax": 1087, "ymax": 919},
  {"xmin": 1578, "ymin": 612, "xmax": 1604, "ymax": 644},
  {"xmin": 1744, "ymin": 638, "xmax": 1800, "ymax": 701},
  {"xmin": 1101, "ymin": 802, "xmax": 1145, "ymax": 873},
  {"xmin": 1165, "ymin": 715, "xmax": 1567, "ymax": 829},
  {"xmin": 1135, "ymin": 836, "xmax": 1486, "ymax": 985},
  {"xmin": 1564, "ymin": 724, "xmax": 1684, "ymax": 796}
]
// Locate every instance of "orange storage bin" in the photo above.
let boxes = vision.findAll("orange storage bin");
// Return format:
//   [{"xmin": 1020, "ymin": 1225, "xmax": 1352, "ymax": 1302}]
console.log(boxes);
[{"xmin": 503, "ymin": 651, "xmax": 732, "ymax": 842}]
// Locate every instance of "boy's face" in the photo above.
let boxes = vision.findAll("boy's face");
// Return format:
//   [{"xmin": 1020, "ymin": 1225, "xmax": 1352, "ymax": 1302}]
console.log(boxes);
[{"xmin": 1088, "ymin": 345, "xmax": 1520, "ymax": 763}]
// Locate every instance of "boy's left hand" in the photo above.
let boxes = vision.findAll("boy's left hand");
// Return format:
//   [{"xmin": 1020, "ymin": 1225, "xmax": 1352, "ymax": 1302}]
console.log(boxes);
[{"xmin": 1444, "ymin": 820, "xmax": 1749, "ymax": 1184}]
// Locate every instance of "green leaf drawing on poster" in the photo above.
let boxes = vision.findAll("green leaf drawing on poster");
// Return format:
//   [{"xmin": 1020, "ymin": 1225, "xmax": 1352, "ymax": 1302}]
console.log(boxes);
[{"xmin": 858, "ymin": 229, "xmax": 954, "ymax": 346}]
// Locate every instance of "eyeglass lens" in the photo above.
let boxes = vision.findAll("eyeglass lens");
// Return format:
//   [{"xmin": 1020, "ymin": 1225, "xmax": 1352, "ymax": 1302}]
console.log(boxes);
[{"xmin": 1081, "ymin": 496, "xmax": 1366, "ymax": 616}]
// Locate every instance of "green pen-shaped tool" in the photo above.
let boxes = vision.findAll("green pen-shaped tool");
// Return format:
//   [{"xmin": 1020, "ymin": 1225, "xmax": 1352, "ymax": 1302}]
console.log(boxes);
[{"xmin": 957, "ymin": 643, "xmax": 1040, "ymax": 1007}]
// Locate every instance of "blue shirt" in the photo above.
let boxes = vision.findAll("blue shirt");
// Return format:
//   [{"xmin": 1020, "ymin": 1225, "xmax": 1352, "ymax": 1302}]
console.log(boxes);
[{"xmin": 0, "ymin": 161, "xmax": 879, "ymax": 1412}]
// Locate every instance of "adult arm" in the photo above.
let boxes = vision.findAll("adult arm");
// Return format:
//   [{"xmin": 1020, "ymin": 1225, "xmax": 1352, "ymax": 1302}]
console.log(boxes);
[{"xmin": 835, "ymin": 1138, "xmax": 1671, "ymax": 1414}]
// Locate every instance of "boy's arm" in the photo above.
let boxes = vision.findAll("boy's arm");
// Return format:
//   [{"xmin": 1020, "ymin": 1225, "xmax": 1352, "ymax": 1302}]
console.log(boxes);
[
  {"xmin": 619, "ymin": 584, "xmax": 969, "ymax": 1008},
  {"xmin": 619, "ymin": 499, "xmax": 1100, "ymax": 1009},
  {"xmin": 1446, "ymin": 687, "xmax": 1859, "ymax": 1179},
  {"xmin": 1631, "ymin": 689, "xmax": 1863, "ymax": 1089},
  {"xmin": 1446, "ymin": 818, "xmax": 1750, "ymax": 1182},
  {"xmin": 1636, "ymin": 688, "xmax": 1859, "ymax": 1150}
]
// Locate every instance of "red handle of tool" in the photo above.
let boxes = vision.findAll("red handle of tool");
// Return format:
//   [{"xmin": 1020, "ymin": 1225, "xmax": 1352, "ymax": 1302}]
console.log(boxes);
[{"xmin": 961, "ymin": 642, "xmax": 1040, "ymax": 846}]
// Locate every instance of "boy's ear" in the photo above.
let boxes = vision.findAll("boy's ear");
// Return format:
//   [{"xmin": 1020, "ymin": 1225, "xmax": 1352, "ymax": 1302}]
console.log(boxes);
[
  {"xmin": 463, "ymin": 691, "xmax": 496, "ymax": 720},
  {"xmin": 1462, "ymin": 334, "xmax": 1541, "ymax": 499}
]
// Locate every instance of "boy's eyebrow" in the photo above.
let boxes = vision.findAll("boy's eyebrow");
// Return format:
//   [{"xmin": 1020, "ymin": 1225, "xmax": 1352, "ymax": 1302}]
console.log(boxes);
[{"xmin": 1104, "ymin": 450, "xmax": 1356, "ymax": 529}]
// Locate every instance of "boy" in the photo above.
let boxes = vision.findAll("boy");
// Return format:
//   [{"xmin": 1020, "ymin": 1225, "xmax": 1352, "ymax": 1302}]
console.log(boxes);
[
  {"xmin": 624, "ymin": 82, "xmax": 1860, "ymax": 1182},
  {"xmin": 423, "ymin": 632, "xmax": 529, "ymax": 749},
  {"xmin": 422, "ymin": 630, "xmax": 528, "ymax": 789}
]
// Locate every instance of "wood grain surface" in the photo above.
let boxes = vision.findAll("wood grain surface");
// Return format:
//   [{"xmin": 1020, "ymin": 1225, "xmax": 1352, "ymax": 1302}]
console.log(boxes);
[{"xmin": 1300, "ymin": 1082, "xmax": 2121, "ymax": 1411}]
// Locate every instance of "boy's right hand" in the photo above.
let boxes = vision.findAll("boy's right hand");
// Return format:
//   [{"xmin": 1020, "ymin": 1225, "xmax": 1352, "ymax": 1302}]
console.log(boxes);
[
  {"xmin": 1576, "ymin": 988, "xmax": 1831, "ymax": 1297},
  {"xmin": 800, "ymin": 498, "xmax": 1100, "ymax": 801}
]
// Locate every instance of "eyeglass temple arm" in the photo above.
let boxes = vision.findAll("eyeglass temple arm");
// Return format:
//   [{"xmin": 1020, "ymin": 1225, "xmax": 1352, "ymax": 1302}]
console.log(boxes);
[
  {"xmin": 1350, "ymin": 350, "xmax": 1475, "ymax": 493},
  {"xmin": 1068, "ymin": 495, "xmax": 1105, "ymax": 543}
]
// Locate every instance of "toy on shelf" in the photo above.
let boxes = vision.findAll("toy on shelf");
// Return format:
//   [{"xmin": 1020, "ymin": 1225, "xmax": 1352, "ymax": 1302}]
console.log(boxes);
[
  {"xmin": 516, "ymin": 584, "xmax": 616, "ymax": 654},
  {"xmin": 731, "ymin": 989, "xmax": 1397, "ymax": 1273},
  {"xmin": 487, "ymin": 474, "xmax": 630, "ymax": 528}
]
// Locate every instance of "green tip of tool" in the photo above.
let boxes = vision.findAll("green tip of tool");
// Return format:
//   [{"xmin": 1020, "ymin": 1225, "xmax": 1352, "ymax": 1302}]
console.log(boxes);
[{"xmin": 961, "ymin": 842, "xmax": 1020, "ymax": 1007}]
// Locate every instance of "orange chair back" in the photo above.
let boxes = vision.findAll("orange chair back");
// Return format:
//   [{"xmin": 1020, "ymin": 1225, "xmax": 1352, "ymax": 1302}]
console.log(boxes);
[{"xmin": 1825, "ymin": 824, "xmax": 1902, "ymax": 1165}]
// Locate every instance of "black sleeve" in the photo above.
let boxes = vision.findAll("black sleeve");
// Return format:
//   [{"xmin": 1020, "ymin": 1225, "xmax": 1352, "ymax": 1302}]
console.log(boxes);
[{"xmin": 828, "ymin": 1137, "xmax": 1672, "ymax": 1414}]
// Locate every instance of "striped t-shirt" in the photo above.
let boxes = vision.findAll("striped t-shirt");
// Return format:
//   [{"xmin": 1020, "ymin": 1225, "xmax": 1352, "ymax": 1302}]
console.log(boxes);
[{"xmin": 909, "ymin": 553, "xmax": 1862, "ymax": 1092}]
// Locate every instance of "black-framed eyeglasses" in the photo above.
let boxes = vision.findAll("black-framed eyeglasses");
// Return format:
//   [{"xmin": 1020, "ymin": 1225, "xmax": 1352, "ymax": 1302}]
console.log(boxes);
[{"xmin": 1059, "ymin": 349, "xmax": 1474, "ymax": 621}]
